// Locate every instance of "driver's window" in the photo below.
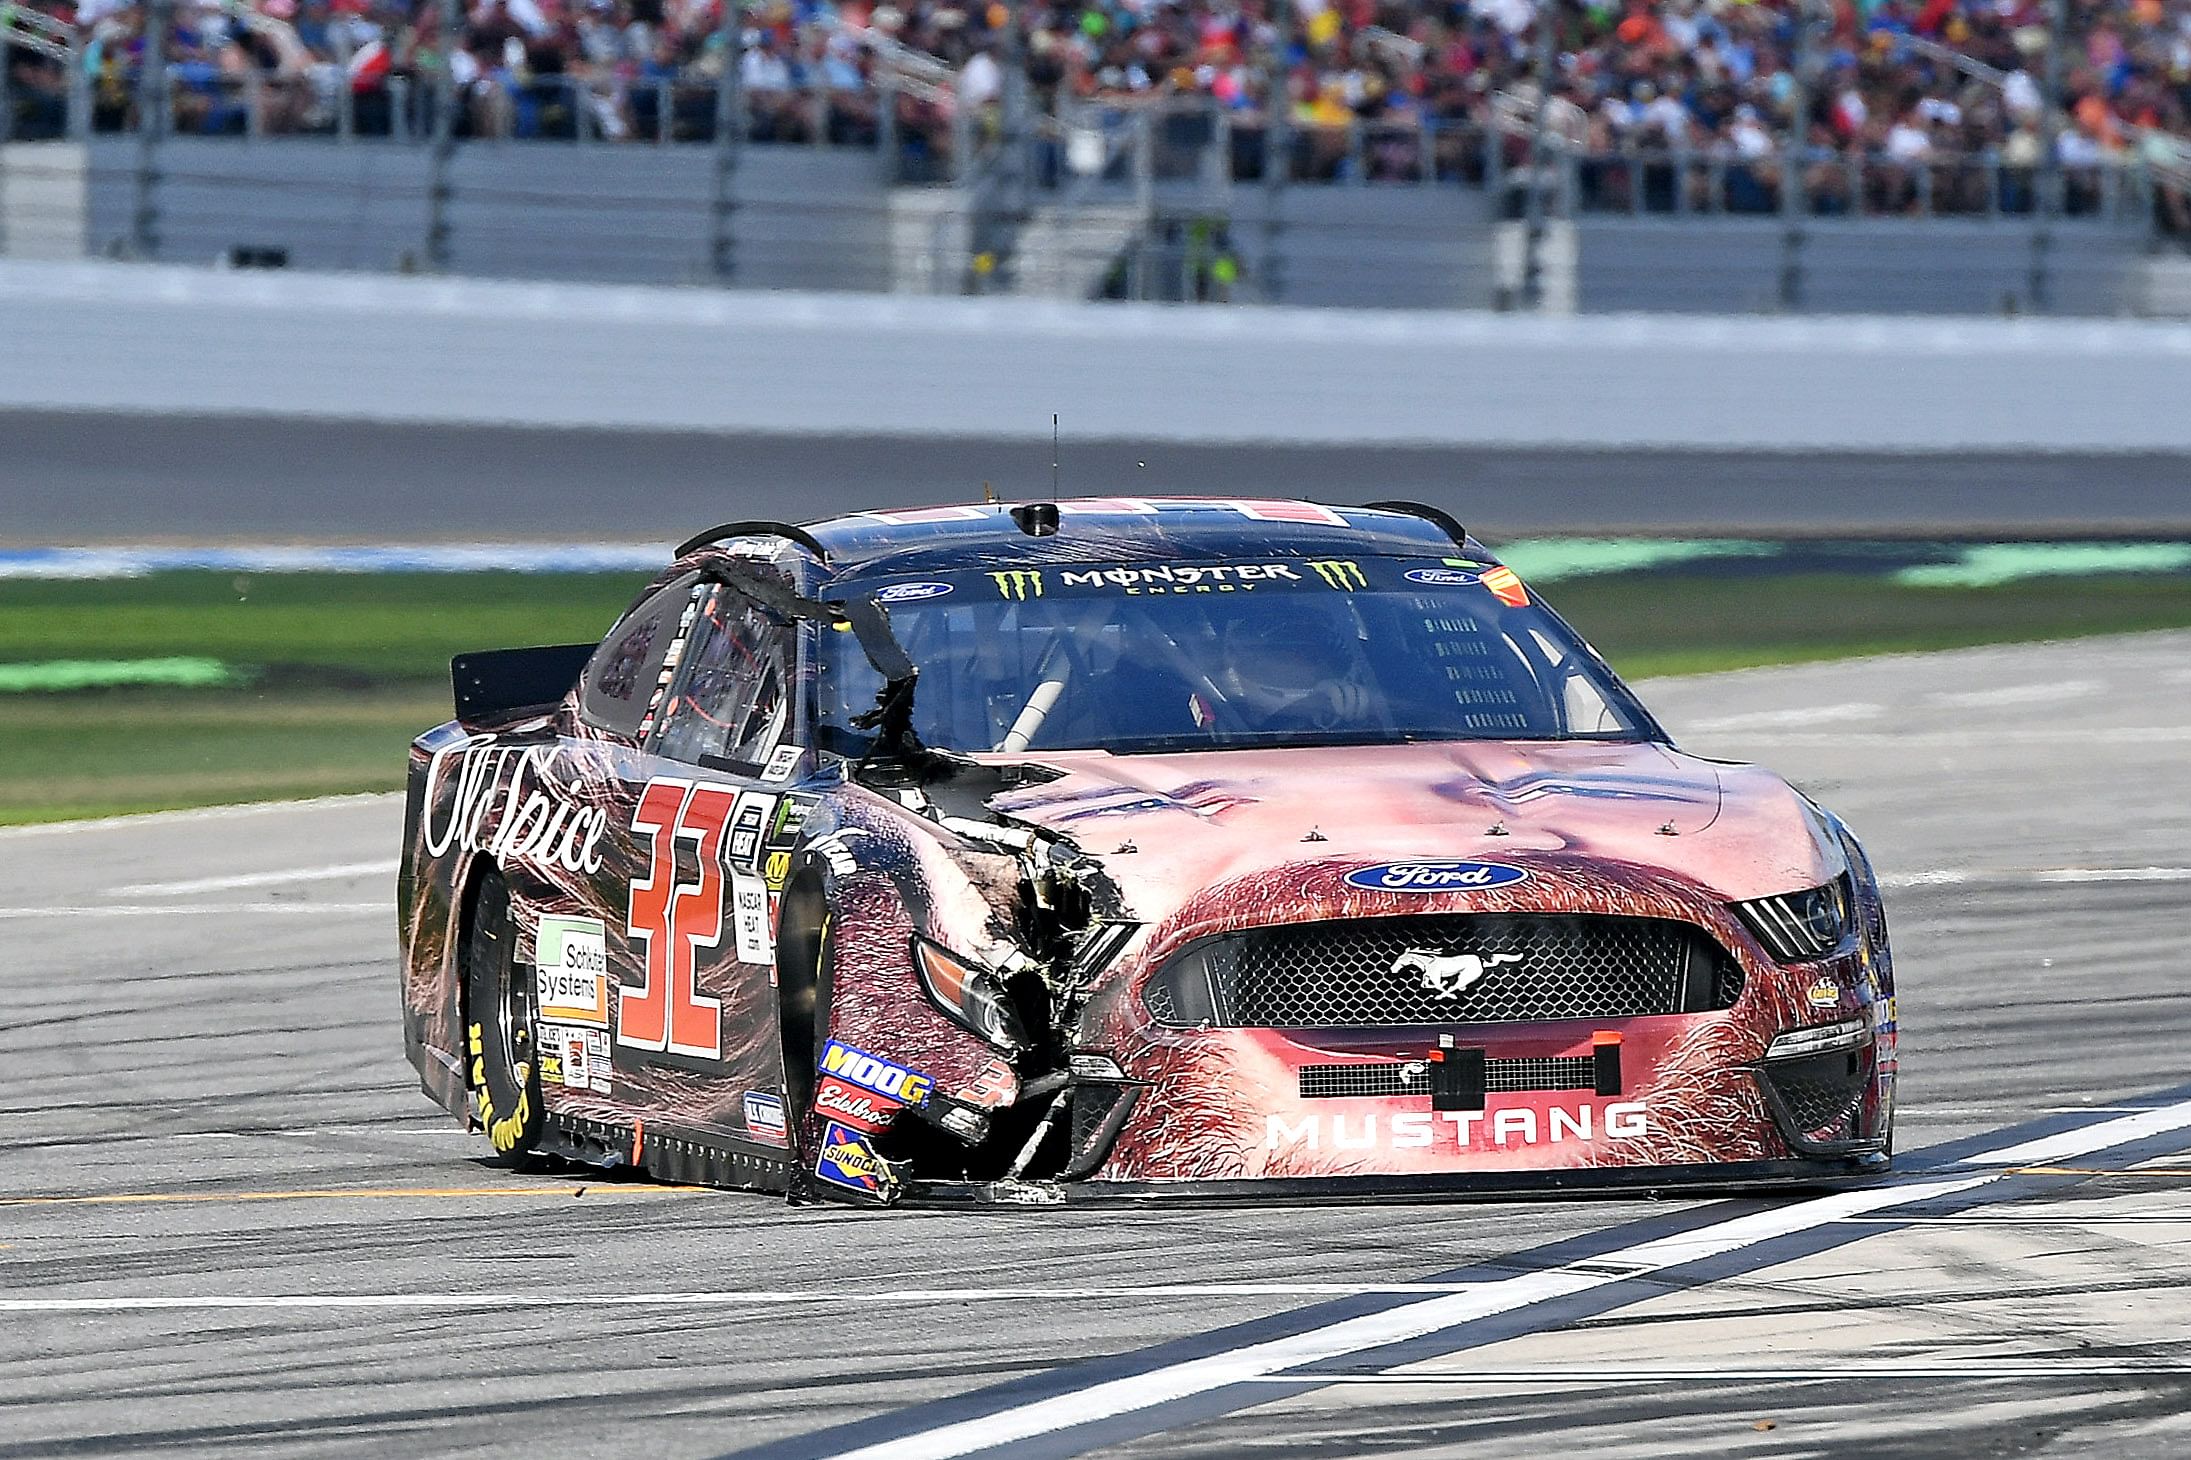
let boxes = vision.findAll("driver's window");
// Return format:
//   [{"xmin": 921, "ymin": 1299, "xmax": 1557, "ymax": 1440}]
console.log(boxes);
[
  {"xmin": 576, "ymin": 574, "xmax": 700, "ymax": 739},
  {"xmin": 654, "ymin": 585, "xmax": 793, "ymax": 769}
]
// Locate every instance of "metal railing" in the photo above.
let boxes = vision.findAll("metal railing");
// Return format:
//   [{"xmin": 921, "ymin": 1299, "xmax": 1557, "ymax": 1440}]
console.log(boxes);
[{"xmin": 14, "ymin": 67, "xmax": 2185, "ymax": 226}]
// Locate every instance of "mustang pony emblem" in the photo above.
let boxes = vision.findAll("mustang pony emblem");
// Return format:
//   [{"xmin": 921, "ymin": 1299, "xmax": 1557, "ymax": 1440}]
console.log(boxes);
[{"xmin": 1393, "ymin": 948, "xmax": 1523, "ymax": 998}]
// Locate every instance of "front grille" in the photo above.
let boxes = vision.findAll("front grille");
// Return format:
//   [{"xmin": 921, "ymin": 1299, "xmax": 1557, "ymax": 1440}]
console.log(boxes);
[
  {"xmin": 1300, "ymin": 1056, "xmax": 1597, "ymax": 1098},
  {"xmin": 1763, "ymin": 1048, "xmax": 1867, "ymax": 1134},
  {"xmin": 1146, "ymin": 913, "xmax": 1741, "ymax": 1029}
]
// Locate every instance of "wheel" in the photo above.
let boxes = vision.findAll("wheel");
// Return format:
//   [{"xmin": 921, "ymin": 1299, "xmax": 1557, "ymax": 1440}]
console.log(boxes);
[{"xmin": 463, "ymin": 868, "xmax": 545, "ymax": 1161}]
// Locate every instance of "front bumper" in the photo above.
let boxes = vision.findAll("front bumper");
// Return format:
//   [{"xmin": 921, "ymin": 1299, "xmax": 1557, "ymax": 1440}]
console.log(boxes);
[
  {"xmin": 1071, "ymin": 1010, "xmax": 1890, "ymax": 1185},
  {"xmin": 906, "ymin": 1153, "xmax": 1889, "ymax": 1207}
]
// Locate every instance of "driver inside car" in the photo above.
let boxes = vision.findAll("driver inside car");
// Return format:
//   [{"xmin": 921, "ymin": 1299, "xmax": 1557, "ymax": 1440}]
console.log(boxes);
[{"xmin": 1202, "ymin": 598, "xmax": 1381, "ymax": 734}]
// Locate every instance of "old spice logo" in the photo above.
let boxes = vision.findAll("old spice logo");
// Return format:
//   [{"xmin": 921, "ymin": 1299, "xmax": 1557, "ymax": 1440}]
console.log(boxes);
[{"xmin": 422, "ymin": 743, "xmax": 608, "ymax": 874}]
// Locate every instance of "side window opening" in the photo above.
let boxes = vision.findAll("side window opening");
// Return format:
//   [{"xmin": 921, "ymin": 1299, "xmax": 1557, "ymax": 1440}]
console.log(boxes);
[
  {"xmin": 655, "ymin": 585, "xmax": 794, "ymax": 769},
  {"xmin": 576, "ymin": 574, "xmax": 701, "ymax": 740}
]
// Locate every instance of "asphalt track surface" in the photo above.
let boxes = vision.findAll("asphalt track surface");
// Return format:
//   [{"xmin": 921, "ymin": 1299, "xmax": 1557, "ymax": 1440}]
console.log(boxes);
[
  {"xmin": 8, "ymin": 410, "xmax": 2191, "ymax": 540},
  {"xmin": 7, "ymin": 631, "xmax": 2191, "ymax": 1457}
]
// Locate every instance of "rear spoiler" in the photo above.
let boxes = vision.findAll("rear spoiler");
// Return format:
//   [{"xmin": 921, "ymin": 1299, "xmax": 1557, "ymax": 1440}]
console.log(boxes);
[{"xmin": 451, "ymin": 643, "xmax": 594, "ymax": 726}]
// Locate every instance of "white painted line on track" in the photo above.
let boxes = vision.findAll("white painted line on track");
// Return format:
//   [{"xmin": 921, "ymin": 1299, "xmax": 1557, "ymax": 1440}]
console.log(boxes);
[
  {"xmin": 1692, "ymin": 727, "xmax": 2191, "ymax": 747},
  {"xmin": 2034, "ymin": 866, "xmax": 2191, "ymax": 884},
  {"xmin": 1881, "ymin": 867, "xmax": 2191, "ymax": 889},
  {"xmin": 0, "ymin": 1284, "xmax": 1506, "ymax": 1313},
  {"xmin": 0, "ymin": 902, "xmax": 385, "ymax": 919},
  {"xmin": 818, "ymin": 1098, "xmax": 2191, "ymax": 1460},
  {"xmin": 1925, "ymin": 680, "xmax": 2101, "ymax": 710},
  {"xmin": 109, "ymin": 860, "xmax": 398, "ymax": 896},
  {"xmin": 1960, "ymin": 1102, "xmax": 2191, "ymax": 1169},
  {"xmin": 1245, "ymin": 1362, "xmax": 2191, "ymax": 1384},
  {"xmin": 0, "ymin": 793, "xmax": 396, "ymax": 839},
  {"xmin": 1838, "ymin": 1215, "xmax": 2191, "ymax": 1225},
  {"xmin": 1686, "ymin": 704, "xmax": 1883, "ymax": 733}
]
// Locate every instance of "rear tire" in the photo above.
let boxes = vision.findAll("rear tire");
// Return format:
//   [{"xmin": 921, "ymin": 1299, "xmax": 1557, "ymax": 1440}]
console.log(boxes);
[{"xmin": 463, "ymin": 868, "xmax": 546, "ymax": 1163}]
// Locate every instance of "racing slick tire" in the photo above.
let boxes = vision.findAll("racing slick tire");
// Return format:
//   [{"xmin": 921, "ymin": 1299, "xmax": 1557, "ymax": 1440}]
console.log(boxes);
[
  {"xmin": 463, "ymin": 867, "xmax": 547, "ymax": 1165},
  {"xmin": 776, "ymin": 886, "xmax": 834, "ymax": 1138}
]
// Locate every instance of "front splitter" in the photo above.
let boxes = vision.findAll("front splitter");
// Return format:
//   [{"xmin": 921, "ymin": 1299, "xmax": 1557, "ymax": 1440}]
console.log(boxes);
[{"xmin": 903, "ymin": 1154, "xmax": 1892, "ymax": 1208}]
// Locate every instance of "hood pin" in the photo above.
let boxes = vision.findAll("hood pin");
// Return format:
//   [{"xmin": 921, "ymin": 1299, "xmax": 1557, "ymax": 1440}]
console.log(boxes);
[
  {"xmin": 1113, "ymin": 840, "xmax": 1139, "ymax": 855},
  {"xmin": 1300, "ymin": 827, "xmax": 1328, "ymax": 843},
  {"xmin": 1485, "ymin": 820, "xmax": 1509, "ymax": 837},
  {"xmin": 1657, "ymin": 821, "xmax": 1680, "ymax": 836}
]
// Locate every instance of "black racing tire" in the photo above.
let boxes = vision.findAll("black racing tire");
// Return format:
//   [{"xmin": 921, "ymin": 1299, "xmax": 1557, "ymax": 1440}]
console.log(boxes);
[
  {"xmin": 778, "ymin": 917, "xmax": 833, "ymax": 1126},
  {"xmin": 463, "ymin": 868, "xmax": 547, "ymax": 1164}
]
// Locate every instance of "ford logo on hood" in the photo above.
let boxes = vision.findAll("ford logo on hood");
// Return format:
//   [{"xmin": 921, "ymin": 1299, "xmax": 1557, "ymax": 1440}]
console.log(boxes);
[{"xmin": 1344, "ymin": 860, "xmax": 1529, "ymax": 893}]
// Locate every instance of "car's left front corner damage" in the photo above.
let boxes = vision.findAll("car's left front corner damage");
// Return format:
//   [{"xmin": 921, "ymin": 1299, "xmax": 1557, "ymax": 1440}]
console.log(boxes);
[{"xmin": 783, "ymin": 753, "xmax": 1146, "ymax": 1208}]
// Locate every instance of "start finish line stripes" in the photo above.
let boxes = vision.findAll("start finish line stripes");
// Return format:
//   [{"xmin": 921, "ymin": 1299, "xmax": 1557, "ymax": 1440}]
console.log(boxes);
[{"xmin": 800, "ymin": 1096, "xmax": 2191, "ymax": 1460}]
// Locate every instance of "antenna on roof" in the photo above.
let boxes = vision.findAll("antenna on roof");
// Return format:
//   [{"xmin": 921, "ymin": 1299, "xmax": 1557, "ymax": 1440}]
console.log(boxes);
[{"xmin": 1051, "ymin": 414, "xmax": 1060, "ymax": 503}]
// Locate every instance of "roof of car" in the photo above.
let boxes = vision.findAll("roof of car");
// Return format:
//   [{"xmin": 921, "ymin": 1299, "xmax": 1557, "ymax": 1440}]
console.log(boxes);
[{"xmin": 784, "ymin": 497, "xmax": 1488, "ymax": 578}]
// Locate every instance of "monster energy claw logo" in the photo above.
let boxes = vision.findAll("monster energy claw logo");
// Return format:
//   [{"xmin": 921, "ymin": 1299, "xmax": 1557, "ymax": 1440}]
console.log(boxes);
[
  {"xmin": 1307, "ymin": 559, "xmax": 1367, "ymax": 590},
  {"xmin": 990, "ymin": 570, "xmax": 1045, "ymax": 600}
]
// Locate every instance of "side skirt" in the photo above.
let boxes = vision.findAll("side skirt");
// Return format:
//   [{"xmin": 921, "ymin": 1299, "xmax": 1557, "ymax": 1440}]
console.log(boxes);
[{"xmin": 536, "ymin": 1113, "xmax": 795, "ymax": 1196}]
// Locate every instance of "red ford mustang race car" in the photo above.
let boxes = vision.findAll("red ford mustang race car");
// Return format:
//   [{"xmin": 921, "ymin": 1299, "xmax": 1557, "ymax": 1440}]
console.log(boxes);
[{"xmin": 397, "ymin": 497, "xmax": 1896, "ymax": 1205}]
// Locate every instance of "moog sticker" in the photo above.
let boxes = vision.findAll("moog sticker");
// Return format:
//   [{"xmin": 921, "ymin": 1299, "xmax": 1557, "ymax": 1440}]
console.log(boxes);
[{"xmin": 819, "ymin": 1040, "xmax": 934, "ymax": 1107}]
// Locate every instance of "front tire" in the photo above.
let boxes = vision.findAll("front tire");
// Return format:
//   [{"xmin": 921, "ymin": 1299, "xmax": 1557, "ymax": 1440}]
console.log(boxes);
[{"xmin": 464, "ymin": 868, "xmax": 546, "ymax": 1162}]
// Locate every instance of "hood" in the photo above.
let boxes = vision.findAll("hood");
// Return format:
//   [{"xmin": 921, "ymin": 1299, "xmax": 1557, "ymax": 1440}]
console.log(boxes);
[{"xmin": 983, "ymin": 740, "xmax": 1837, "ymax": 923}]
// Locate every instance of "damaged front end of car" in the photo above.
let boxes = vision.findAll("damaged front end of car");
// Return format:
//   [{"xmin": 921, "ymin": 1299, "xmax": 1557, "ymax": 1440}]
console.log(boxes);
[{"xmin": 758, "ymin": 574, "xmax": 1152, "ymax": 1207}]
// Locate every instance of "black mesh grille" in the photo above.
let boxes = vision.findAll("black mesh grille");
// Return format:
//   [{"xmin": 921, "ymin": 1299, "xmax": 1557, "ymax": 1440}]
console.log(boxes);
[
  {"xmin": 1070, "ymin": 1085, "xmax": 1127, "ymax": 1151},
  {"xmin": 1764, "ymin": 1049, "xmax": 1866, "ymax": 1133},
  {"xmin": 1299, "ymin": 1056, "xmax": 1597, "ymax": 1098},
  {"xmin": 1150, "ymin": 913, "xmax": 1740, "ymax": 1029}
]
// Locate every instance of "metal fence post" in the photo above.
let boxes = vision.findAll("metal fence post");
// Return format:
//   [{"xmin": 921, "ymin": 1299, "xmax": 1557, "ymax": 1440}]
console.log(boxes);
[
  {"xmin": 1133, "ymin": 106, "xmax": 1153, "ymax": 213},
  {"xmin": 2029, "ymin": 0, "xmax": 2064, "ymax": 310},
  {"xmin": 1519, "ymin": 0, "xmax": 1556, "ymax": 310},
  {"xmin": 424, "ymin": 0, "xmax": 458, "ymax": 270},
  {"xmin": 1778, "ymin": 0, "xmax": 1811, "ymax": 310},
  {"xmin": 68, "ymin": 44, "xmax": 90, "ymax": 140},
  {"xmin": 131, "ymin": 0, "xmax": 171, "ymax": 259},
  {"xmin": 877, "ymin": 73, "xmax": 897, "ymax": 181},
  {"xmin": 709, "ymin": 1, "xmax": 742, "ymax": 282}
]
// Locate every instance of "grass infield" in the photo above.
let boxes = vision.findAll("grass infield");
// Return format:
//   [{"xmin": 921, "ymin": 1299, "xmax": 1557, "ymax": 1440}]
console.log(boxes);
[{"xmin": 3, "ymin": 568, "xmax": 2190, "ymax": 824}]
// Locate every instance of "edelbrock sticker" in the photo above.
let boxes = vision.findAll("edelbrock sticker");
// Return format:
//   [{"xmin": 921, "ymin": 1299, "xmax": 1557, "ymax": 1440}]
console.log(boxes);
[{"xmin": 1343, "ymin": 860, "xmax": 1530, "ymax": 894}]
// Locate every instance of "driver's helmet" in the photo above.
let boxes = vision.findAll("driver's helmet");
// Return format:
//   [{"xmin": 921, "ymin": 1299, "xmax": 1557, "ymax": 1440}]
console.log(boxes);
[{"xmin": 1214, "ymin": 599, "xmax": 1372, "ymax": 727}]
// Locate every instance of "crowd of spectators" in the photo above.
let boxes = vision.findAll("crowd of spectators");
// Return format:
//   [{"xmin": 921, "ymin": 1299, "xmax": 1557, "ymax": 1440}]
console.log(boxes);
[{"xmin": 6, "ymin": 0, "xmax": 2191, "ymax": 218}]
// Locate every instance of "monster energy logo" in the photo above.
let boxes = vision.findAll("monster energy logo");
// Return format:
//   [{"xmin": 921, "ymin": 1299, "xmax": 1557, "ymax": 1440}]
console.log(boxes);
[
  {"xmin": 990, "ymin": 570, "xmax": 1045, "ymax": 600},
  {"xmin": 1307, "ymin": 560, "xmax": 1367, "ymax": 590}
]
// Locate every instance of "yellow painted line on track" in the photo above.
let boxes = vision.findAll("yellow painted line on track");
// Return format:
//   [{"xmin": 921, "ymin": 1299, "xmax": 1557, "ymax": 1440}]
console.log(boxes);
[{"xmin": 0, "ymin": 1184, "xmax": 710, "ymax": 1208}]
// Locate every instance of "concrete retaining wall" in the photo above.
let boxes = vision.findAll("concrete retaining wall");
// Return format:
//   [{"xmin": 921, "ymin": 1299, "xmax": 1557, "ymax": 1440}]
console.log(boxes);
[{"xmin": 4, "ymin": 257, "xmax": 2189, "ymax": 451}]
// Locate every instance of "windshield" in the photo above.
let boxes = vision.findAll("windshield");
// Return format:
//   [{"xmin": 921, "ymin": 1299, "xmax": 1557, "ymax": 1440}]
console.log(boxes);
[{"xmin": 816, "ymin": 555, "xmax": 1658, "ymax": 756}]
